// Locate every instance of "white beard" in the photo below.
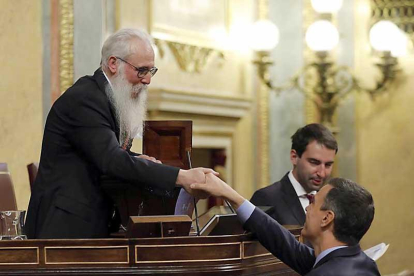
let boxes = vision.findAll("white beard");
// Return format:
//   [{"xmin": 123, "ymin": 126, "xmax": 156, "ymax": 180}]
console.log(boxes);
[{"xmin": 105, "ymin": 66, "xmax": 148, "ymax": 146}]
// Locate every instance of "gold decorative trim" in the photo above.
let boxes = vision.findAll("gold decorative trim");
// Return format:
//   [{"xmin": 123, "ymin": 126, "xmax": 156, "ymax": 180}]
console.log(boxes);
[
  {"xmin": 44, "ymin": 245, "xmax": 129, "ymax": 265},
  {"xmin": 371, "ymin": 0, "xmax": 414, "ymax": 41},
  {"xmin": 155, "ymin": 39, "xmax": 225, "ymax": 73},
  {"xmin": 257, "ymin": 82, "xmax": 270, "ymax": 189},
  {"xmin": 243, "ymin": 252, "xmax": 273, "ymax": 260},
  {"xmin": 240, "ymin": 241, "xmax": 244, "ymax": 260},
  {"xmin": 59, "ymin": 0, "xmax": 74, "ymax": 94},
  {"xmin": 154, "ymin": 39, "xmax": 165, "ymax": 59},
  {"xmin": 0, "ymin": 247, "xmax": 39, "ymax": 265},
  {"xmin": 255, "ymin": 0, "xmax": 270, "ymax": 189},
  {"xmin": 135, "ymin": 242, "xmax": 241, "ymax": 264},
  {"xmin": 258, "ymin": 0, "xmax": 268, "ymax": 20}
]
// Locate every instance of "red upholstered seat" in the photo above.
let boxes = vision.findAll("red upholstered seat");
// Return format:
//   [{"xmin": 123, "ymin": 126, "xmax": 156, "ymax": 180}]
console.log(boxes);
[{"xmin": 27, "ymin": 162, "xmax": 39, "ymax": 191}]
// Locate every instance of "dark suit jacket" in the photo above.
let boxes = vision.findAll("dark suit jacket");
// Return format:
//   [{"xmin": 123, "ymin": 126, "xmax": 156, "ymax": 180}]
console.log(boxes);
[
  {"xmin": 26, "ymin": 69, "xmax": 179, "ymax": 239},
  {"xmin": 245, "ymin": 208, "xmax": 381, "ymax": 276},
  {"xmin": 250, "ymin": 173, "xmax": 306, "ymax": 225}
]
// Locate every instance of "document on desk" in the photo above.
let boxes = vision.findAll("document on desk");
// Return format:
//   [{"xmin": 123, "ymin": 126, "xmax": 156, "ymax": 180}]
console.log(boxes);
[{"xmin": 174, "ymin": 189, "xmax": 195, "ymax": 217}]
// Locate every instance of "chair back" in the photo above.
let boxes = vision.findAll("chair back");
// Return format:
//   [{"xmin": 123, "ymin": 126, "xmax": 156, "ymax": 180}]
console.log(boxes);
[
  {"xmin": 27, "ymin": 162, "xmax": 39, "ymax": 191},
  {"xmin": 0, "ymin": 163, "xmax": 18, "ymax": 211}
]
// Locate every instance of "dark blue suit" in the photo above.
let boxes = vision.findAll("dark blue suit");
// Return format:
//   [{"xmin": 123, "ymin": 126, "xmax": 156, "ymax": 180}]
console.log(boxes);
[
  {"xmin": 244, "ymin": 208, "xmax": 381, "ymax": 276},
  {"xmin": 251, "ymin": 173, "xmax": 306, "ymax": 225}
]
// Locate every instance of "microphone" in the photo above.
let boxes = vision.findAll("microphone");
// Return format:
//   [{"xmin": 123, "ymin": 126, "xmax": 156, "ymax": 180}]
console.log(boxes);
[{"xmin": 225, "ymin": 199, "xmax": 235, "ymax": 214}]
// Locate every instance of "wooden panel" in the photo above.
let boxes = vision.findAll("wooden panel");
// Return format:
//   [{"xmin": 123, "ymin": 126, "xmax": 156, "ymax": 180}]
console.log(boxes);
[
  {"xmin": 143, "ymin": 121, "xmax": 192, "ymax": 169},
  {"xmin": 243, "ymin": 241, "xmax": 273, "ymax": 259},
  {"xmin": 0, "ymin": 247, "xmax": 39, "ymax": 265},
  {"xmin": 45, "ymin": 246, "xmax": 129, "ymax": 264},
  {"xmin": 135, "ymin": 242, "xmax": 241, "ymax": 263},
  {"xmin": 0, "ymin": 235, "xmax": 299, "ymax": 275}
]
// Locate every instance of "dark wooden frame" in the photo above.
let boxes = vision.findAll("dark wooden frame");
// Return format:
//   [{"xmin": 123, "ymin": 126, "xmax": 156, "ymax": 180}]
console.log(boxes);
[{"xmin": 143, "ymin": 121, "xmax": 192, "ymax": 169}]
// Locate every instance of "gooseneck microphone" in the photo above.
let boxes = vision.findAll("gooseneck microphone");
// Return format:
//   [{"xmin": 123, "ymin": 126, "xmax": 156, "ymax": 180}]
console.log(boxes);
[{"xmin": 186, "ymin": 151, "xmax": 201, "ymax": 236}]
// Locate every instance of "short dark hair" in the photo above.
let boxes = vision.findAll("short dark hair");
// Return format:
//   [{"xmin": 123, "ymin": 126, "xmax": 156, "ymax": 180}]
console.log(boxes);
[
  {"xmin": 291, "ymin": 123, "xmax": 338, "ymax": 157},
  {"xmin": 321, "ymin": 178, "xmax": 375, "ymax": 245}
]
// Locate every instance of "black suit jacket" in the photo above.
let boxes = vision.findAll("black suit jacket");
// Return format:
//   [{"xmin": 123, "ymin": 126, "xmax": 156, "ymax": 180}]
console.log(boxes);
[
  {"xmin": 26, "ymin": 69, "xmax": 179, "ymax": 239},
  {"xmin": 251, "ymin": 173, "xmax": 306, "ymax": 225},
  {"xmin": 245, "ymin": 208, "xmax": 381, "ymax": 276}
]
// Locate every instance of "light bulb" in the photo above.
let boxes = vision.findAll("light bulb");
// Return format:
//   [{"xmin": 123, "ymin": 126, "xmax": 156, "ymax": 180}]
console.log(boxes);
[
  {"xmin": 306, "ymin": 20, "xmax": 339, "ymax": 52},
  {"xmin": 370, "ymin": 20, "xmax": 407, "ymax": 56},
  {"xmin": 311, "ymin": 0, "xmax": 343, "ymax": 13},
  {"xmin": 248, "ymin": 19, "xmax": 280, "ymax": 51}
]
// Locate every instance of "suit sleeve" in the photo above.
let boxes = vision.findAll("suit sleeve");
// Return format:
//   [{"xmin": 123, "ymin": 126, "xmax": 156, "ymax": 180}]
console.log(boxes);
[
  {"xmin": 63, "ymin": 91, "xmax": 179, "ymax": 192},
  {"xmin": 244, "ymin": 208, "xmax": 315, "ymax": 275},
  {"xmin": 128, "ymin": 150, "xmax": 139, "ymax": 157}
]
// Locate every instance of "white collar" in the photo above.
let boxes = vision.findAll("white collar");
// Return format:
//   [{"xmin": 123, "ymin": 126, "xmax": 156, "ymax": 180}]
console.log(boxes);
[
  {"xmin": 102, "ymin": 69, "xmax": 113, "ymax": 89},
  {"xmin": 288, "ymin": 170, "xmax": 316, "ymax": 197}
]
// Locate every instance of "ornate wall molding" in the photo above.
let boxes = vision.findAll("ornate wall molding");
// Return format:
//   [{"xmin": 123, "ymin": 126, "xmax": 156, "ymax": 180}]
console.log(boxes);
[
  {"xmin": 371, "ymin": 0, "xmax": 414, "ymax": 41},
  {"xmin": 154, "ymin": 39, "xmax": 225, "ymax": 73},
  {"xmin": 59, "ymin": 0, "xmax": 74, "ymax": 94},
  {"xmin": 147, "ymin": 88, "xmax": 251, "ymax": 119}
]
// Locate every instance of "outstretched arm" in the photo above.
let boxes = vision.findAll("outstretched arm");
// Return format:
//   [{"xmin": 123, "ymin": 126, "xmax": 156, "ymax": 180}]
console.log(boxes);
[
  {"xmin": 190, "ymin": 173, "xmax": 315, "ymax": 275},
  {"xmin": 190, "ymin": 173, "xmax": 245, "ymax": 209}
]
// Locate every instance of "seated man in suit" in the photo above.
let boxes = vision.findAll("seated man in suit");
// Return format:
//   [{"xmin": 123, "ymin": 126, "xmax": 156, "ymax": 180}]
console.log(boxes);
[
  {"xmin": 191, "ymin": 175, "xmax": 380, "ymax": 276},
  {"xmin": 26, "ymin": 28, "xmax": 214, "ymax": 239},
  {"xmin": 251, "ymin": 123, "xmax": 337, "ymax": 225}
]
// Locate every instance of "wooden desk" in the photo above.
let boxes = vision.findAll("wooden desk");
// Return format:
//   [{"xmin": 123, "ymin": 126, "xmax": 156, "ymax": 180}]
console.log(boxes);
[{"xmin": 0, "ymin": 232, "xmax": 300, "ymax": 275}]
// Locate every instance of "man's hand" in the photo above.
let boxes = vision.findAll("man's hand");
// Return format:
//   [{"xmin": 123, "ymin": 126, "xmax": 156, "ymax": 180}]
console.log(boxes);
[
  {"xmin": 190, "ymin": 173, "xmax": 245, "ymax": 210},
  {"xmin": 137, "ymin": 154, "xmax": 162, "ymax": 164},
  {"xmin": 176, "ymin": 168, "xmax": 218, "ymax": 199}
]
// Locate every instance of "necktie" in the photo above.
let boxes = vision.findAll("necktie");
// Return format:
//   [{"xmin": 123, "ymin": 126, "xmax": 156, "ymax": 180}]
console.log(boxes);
[
  {"xmin": 305, "ymin": 193, "xmax": 314, "ymax": 204},
  {"xmin": 121, "ymin": 132, "xmax": 132, "ymax": 150}
]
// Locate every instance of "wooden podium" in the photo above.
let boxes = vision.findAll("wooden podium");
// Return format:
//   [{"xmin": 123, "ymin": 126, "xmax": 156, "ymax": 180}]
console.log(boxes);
[
  {"xmin": 101, "ymin": 121, "xmax": 193, "ymax": 230},
  {"xmin": 0, "ymin": 120, "xmax": 301, "ymax": 275},
  {"xmin": 0, "ymin": 230, "xmax": 301, "ymax": 275}
]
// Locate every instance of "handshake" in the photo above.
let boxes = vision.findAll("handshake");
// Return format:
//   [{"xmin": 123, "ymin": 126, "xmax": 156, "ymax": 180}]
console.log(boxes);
[
  {"xmin": 176, "ymin": 168, "xmax": 218, "ymax": 199},
  {"xmin": 137, "ymin": 155, "xmax": 225, "ymax": 199},
  {"xmin": 176, "ymin": 168, "xmax": 245, "ymax": 210},
  {"xmin": 138, "ymin": 155, "xmax": 244, "ymax": 209},
  {"xmin": 176, "ymin": 168, "xmax": 245, "ymax": 211}
]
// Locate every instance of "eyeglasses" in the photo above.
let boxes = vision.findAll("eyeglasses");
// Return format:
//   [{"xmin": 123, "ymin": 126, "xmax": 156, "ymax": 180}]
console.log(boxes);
[{"xmin": 115, "ymin": 57, "xmax": 158, "ymax": 78}]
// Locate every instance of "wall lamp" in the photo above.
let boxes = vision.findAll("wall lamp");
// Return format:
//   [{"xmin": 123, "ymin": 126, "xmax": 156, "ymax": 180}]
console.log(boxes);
[{"xmin": 252, "ymin": 0, "xmax": 408, "ymax": 127}]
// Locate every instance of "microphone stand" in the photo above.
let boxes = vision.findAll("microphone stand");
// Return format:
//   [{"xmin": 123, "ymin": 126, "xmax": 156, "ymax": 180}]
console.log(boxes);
[{"xmin": 186, "ymin": 151, "xmax": 201, "ymax": 236}]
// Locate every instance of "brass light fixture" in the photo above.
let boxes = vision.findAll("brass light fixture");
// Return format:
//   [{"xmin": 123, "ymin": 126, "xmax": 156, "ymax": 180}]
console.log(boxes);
[{"xmin": 251, "ymin": 0, "xmax": 407, "ymax": 128}]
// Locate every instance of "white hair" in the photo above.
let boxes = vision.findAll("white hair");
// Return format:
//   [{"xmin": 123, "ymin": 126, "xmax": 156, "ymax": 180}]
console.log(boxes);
[{"xmin": 101, "ymin": 28, "xmax": 153, "ymax": 70}]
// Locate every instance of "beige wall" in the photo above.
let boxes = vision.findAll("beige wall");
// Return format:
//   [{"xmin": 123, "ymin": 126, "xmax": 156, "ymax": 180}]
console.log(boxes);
[
  {"xmin": 4, "ymin": 2, "xmax": 413, "ymax": 274},
  {"xmin": 0, "ymin": 0, "xmax": 43, "ymax": 210},
  {"xmin": 355, "ymin": 0, "xmax": 414, "ymax": 274}
]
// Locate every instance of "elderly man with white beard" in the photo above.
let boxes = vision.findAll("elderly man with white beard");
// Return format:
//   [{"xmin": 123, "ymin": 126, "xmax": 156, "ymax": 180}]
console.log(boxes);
[{"xmin": 25, "ymin": 29, "xmax": 215, "ymax": 239}]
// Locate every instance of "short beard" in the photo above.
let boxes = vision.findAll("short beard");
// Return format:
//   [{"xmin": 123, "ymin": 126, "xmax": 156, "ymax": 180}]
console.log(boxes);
[{"xmin": 105, "ymin": 66, "xmax": 148, "ymax": 146}]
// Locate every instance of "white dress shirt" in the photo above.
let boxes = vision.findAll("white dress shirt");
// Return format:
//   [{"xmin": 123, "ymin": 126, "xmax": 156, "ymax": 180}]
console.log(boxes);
[{"xmin": 288, "ymin": 170, "xmax": 316, "ymax": 213}]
